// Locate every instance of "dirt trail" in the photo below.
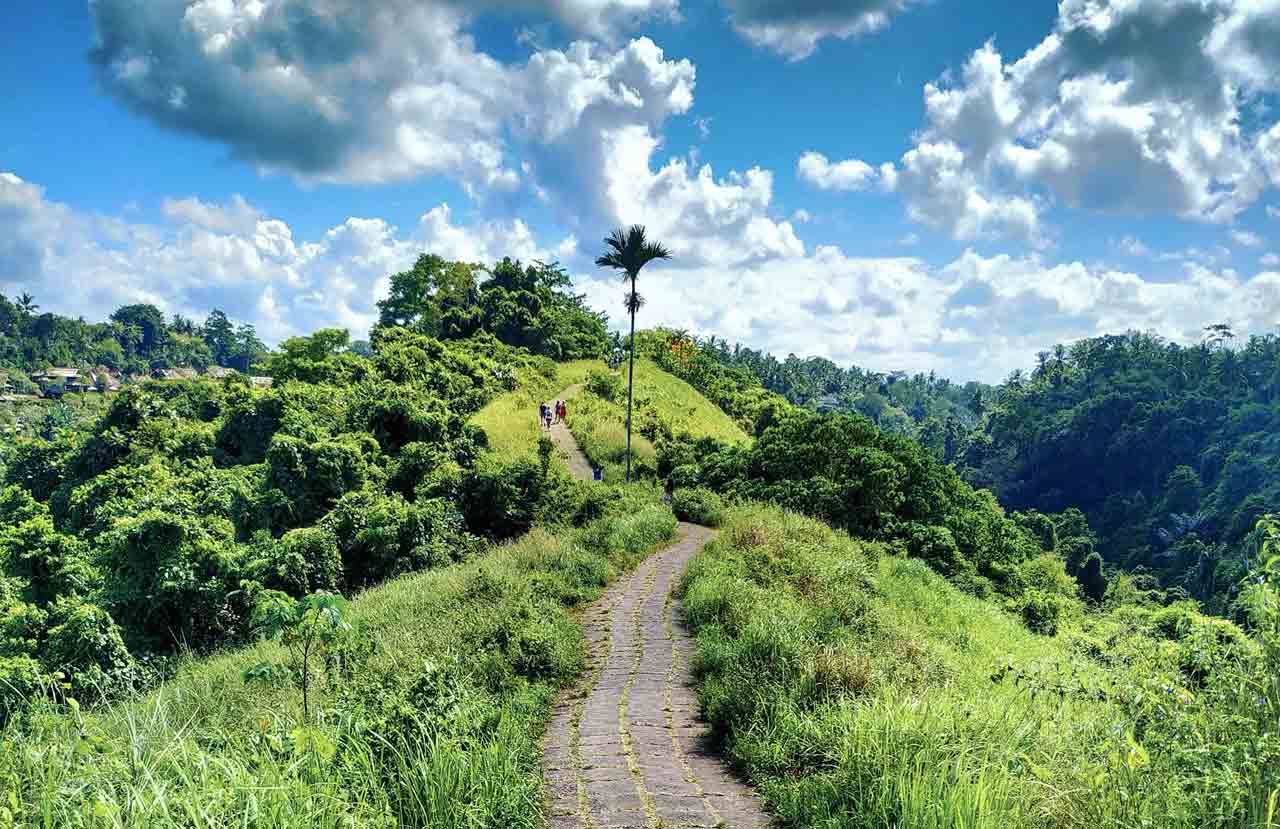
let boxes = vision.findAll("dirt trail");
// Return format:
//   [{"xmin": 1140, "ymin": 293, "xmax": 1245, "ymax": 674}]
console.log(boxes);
[{"xmin": 541, "ymin": 393, "xmax": 771, "ymax": 828}]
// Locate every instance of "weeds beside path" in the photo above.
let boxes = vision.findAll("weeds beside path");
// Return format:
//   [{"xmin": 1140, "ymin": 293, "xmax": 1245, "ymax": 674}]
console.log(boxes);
[{"xmin": 541, "ymin": 409, "xmax": 771, "ymax": 828}]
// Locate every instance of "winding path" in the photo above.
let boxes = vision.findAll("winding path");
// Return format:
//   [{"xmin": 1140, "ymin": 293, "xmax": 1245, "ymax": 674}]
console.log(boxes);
[{"xmin": 541, "ymin": 395, "xmax": 771, "ymax": 829}]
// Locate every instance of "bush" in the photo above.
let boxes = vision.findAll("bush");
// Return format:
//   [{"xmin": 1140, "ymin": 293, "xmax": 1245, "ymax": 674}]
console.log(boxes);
[
  {"xmin": 0, "ymin": 655, "xmax": 46, "ymax": 726},
  {"xmin": 671, "ymin": 487, "xmax": 726, "ymax": 527},
  {"xmin": 585, "ymin": 369, "xmax": 623, "ymax": 402},
  {"xmin": 41, "ymin": 601, "xmax": 134, "ymax": 696},
  {"xmin": 1017, "ymin": 588, "xmax": 1064, "ymax": 636}
]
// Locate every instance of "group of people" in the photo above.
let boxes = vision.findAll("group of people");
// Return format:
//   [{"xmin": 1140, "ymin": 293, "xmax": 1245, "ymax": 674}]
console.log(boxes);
[{"xmin": 540, "ymin": 399, "xmax": 568, "ymax": 429}]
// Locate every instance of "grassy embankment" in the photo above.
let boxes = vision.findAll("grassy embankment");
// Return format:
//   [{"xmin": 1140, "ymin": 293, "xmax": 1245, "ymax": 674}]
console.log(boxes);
[
  {"xmin": 682, "ymin": 504, "xmax": 1276, "ymax": 829},
  {"xmin": 470, "ymin": 359, "xmax": 601, "ymax": 462},
  {"xmin": 2, "ymin": 497, "xmax": 677, "ymax": 828},
  {"xmin": 1, "ymin": 358, "xmax": 684, "ymax": 828},
  {"xmin": 565, "ymin": 359, "xmax": 749, "ymax": 481}
]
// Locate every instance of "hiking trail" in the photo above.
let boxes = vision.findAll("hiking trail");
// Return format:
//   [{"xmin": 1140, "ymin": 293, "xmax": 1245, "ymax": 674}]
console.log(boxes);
[{"xmin": 541, "ymin": 394, "xmax": 771, "ymax": 829}]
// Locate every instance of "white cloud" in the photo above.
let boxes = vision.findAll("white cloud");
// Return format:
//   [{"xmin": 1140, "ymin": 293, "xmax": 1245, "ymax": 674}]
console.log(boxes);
[
  {"xmin": 0, "ymin": 172, "xmax": 578, "ymax": 344},
  {"xmin": 791, "ymin": 209, "xmax": 812, "ymax": 224},
  {"xmin": 89, "ymin": 1, "xmax": 686, "ymax": 196},
  {"xmin": 1231, "ymin": 228, "xmax": 1264, "ymax": 247},
  {"xmin": 1263, "ymin": 253, "xmax": 1280, "ymax": 268},
  {"xmin": 1118, "ymin": 235, "xmax": 1152, "ymax": 257},
  {"xmin": 597, "ymin": 126, "xmax": 803, "ymax": 265},
  {"xmin": 892, "ymin": 140, "xmax": 1043, "ymax": 243},
  {"xmin": 580, "ymin": 231, "xmax": 1280, "ymax": 381},
  {"xmin": 1269, "ymin": 205, "xmax": 1280, "ymax": 219},
  {"xmin": 821, "ymin": 1, "xmax": 1280, "ymax": 242},
  {"xmin": 722, "ymin": 0, "xmax": 915, "ymax": 60},
  {"xmin": 797, "ymin": 152, "xmax": 878, "ymax": 191},
  {"xmin": 897, "ymin": 232, "xmax": 920, "ymax": 246},
  {"xmin": 12, "ymin": 170, "xmax": 1280, "ymax": 382},
  {"xmin": 88, "ymin": 3, "xmax": 811, "ymax": 275}
]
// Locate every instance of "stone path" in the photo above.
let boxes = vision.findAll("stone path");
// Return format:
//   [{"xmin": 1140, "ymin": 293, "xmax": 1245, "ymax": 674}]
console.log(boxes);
[{"xmin": 539, "ymin": 390, "xmax": 772, "ymax": 828}]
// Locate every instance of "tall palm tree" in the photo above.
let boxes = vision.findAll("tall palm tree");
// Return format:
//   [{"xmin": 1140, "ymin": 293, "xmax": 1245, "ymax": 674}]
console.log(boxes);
[
  {"xmin": 596, "ymin": 225, "xmax": 671, "ymax": 483},
  {"xmin": 16, "ymin": 292, "xmax": 38, "ymax": 316}
]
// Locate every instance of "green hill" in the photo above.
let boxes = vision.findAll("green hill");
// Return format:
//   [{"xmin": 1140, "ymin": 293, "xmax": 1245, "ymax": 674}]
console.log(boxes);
[{"xmin": 565, "ymin": 358, "xmax": 751, "ymax": 481}]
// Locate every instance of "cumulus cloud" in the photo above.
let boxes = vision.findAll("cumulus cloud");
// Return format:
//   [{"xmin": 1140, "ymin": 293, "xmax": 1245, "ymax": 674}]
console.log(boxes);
[
  {"xmin": 1231, "ymin": 229, "xmax": 1264, "ymax": 247},
  {"xmin": 578, "ymin": 235, "xmax": 1280, "ymax": 381},
  {"xmin": 1262, "ymin": 252, "xmax": 1280, "ymax": 268},
  {"xmin": 1117, "ymin": 235, "xmax": 1152, "ymax": 257},
  {"xmin": 89, "ymin": 1, "xmax": 681, "ymax": 192},
  {"xmin": 797, "ymin": 152, "xmax": 878, "ymax": 191},
  {"xmin": 0, "ymin": 172, "xmax": 577, "ymax": 343},
  {"xmin": 721, "ymin": 0, "xmax": 914, "ymax": 60},
  {"xmin": 812, "ymin": 1, "xmax": 1280, "ymax": 242},
  {"xmin": 12, "ymin": 169, "xmax": 1280, "ymax": 381}
]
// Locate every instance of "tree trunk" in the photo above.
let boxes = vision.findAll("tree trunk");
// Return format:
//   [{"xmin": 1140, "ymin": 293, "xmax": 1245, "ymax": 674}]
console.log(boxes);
[{"xmin": 626, "ymin": 273, "xmax": 637, "ymax": 483}]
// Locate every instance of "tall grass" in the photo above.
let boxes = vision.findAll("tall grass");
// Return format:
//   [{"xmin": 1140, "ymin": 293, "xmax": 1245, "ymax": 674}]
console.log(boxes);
[
  {"xmin": 567, "ymin": 359, "xmax": 749, "ymax": 481},
  {"xmin": 0, "ymin": 502, "xmax": 678, "ymax": 828},
  {"xmin": 469, "ymin": 359, "xmax": 601, "ymax": 462},
  {"xmin": 680, "ymin": 503, "xmax": 1278, "ymax": 829}
]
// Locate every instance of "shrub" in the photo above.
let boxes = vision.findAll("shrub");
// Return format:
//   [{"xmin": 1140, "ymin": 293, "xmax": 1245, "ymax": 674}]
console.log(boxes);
[
  {"xmin": 905, "ymin": 523, "xmax": 973, "ymax": 581},
  {"xmin": 585, "ymin": 369, "xmax": 623, "ymax": 402},
  {"xmin": 40, "ymin": 601, "xmax": 133, "ymax": 696},
  {"xmin": 1017, "ymin": 588, "xmax": 1064, "ymax": 635},
  {"xmin": 671, "ymin": 487, "xmax": 726, "ymax": 527},
  {"xmin": 0, "ymin": 655, "xmax": 46, "ymax": 726}
]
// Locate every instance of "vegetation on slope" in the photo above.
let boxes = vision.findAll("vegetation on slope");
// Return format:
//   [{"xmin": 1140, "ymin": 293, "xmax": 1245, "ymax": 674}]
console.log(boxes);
[
  {"xmin": 958, "ymin": 330, "xmax": 1280, "ymax": 615},
  {"xmin": 0, "ymin": 251, "xmax": 615, "ymax": 719},
  {"xmin": 682, "ymin": 504, "xmax": 1278, "ymax": 829},
  {"xmin": 469, "ymin": 359, "xmax": 601, "ymax": 462},
  {"xmin": 0, "ymin": 497, "xmax": 675, "ymax": 827},
  {"xmin": 564, "ymin": 358, "xmax": 750, "ymax": 481}
]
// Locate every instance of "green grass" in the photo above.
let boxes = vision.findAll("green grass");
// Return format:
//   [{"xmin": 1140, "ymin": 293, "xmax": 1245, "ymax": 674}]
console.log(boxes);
[
  {"xmin": 0, "ymin": 501, "xmax": 678, "ymax": 828},
  {"xmin": 568, "ymin": 359, "xmax": 749, "ymax": 481},
  {"xmin": 681, "ymin": 503, "xmax": 1278, "ymax": 829},
  {"xmin": 470, "ymin": 359, "xmax": 601, "ymax": 462}
]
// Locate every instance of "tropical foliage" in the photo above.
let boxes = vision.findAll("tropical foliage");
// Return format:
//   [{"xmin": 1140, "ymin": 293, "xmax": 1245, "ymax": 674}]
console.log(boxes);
[
  {"xmin": 959, "ymin": 330, "xmax": 1280, "ymax": 614},
  {"xmin": 682, "ymin": 504, "xmax": 1278, "ymax": 829}
]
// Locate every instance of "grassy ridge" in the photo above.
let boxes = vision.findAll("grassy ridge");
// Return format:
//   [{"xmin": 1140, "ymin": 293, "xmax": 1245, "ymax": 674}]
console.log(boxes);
[
  {"xmin": 568, "ymin": 359, "xmax": 749, "ymax": 481},
  {"xmin": 0, "ymin": 500, "xmax": 677, "ymax": 828},
  {"xmin": 681, "ymin": 504, "xmax": 1275, "ymax": 829},
  {"xmin": 470, "ymin": 359, "xmax": 602, "ymax": 461}
]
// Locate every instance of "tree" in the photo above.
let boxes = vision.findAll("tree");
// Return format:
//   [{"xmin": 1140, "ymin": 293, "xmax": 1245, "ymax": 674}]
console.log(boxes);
[
  {"xmin": 17, "ymin": 292, "xmax": 38, "ymax": 316},
  {"xmin": 377, "ymin": 254, "xmax": 480, "ymax": 337},
  {"xmin": 110, "ymin": 304, "xmax": 168, "ymax": 358},
  {"xmin": 595, "ymin": 225, "xmax": 671, "ymax": 482}
]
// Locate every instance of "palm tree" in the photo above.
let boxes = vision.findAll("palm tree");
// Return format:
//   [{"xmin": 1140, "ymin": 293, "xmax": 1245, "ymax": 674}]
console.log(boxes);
[
  {"xmin": 16, "ymin": 292, "xmax": 38, "ymax": 316},
  {"xmin": 596, "ymin": 225, "xmax": 671, "ymax": 483}
]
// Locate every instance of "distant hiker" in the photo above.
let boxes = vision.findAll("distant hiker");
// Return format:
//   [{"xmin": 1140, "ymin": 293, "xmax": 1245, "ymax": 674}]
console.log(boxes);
[
  {"xmin": 560, "ymin": 400, "xmax": 568, "ymax": 422},
  {"xmin": 539, "ymin": 403, "xmax": 549, "ymax": 429},
  {"xmin": 663, "ymin": 477, "xmax": 674, "ymax": 505}
]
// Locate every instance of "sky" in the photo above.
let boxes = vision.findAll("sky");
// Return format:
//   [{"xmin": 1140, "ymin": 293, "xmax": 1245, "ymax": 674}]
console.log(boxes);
[{"xmin": 2, "ymin": 0, "xmax": 1280, "ymax": 382}]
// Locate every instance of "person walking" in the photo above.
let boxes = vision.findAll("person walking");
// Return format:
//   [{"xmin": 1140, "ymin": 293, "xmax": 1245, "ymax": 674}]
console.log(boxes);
[
  {"xmin": 540, "ymin": 403, "xmax": 549, "ymax": 429},
  {"xmin": 560, "ymin": 400, "xmax": 568, "ymax": 422}
]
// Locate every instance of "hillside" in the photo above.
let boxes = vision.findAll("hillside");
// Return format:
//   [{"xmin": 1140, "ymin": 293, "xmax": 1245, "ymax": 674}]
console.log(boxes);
[
  {"xmin": 958, "ymin": 331, "xmax": 1280, "ymax": 615},
  {"xmin": 0, "ymin": 249, "xmax": 1277, "ymax": 828},
  {"xmin": 682, "ymin": 504, "xmax": 1277, "ymax": 828},
  {"xmin": 565, "ymin": 358, "xmax": 751, "ymax": 481}
]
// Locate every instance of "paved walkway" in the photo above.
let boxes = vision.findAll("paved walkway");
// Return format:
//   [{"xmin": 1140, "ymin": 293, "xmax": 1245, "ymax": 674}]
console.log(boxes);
[
  {"xmin": 539, "ymin": 403, "xmax": 772, "ymax": 829},
  {"xmin": 546, "ymin": 389, "xmax": 595, "ymax": 482}
]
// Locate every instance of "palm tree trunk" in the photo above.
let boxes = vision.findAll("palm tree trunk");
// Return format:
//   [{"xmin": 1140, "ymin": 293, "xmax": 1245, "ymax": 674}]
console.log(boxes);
[{"xmin": 626, "ymin": 273, "xmax": 637, "ymax": 483}]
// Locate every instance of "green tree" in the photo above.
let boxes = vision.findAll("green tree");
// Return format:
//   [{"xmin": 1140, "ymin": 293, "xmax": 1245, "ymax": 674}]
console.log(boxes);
[
  {"xmin": 595, "ymin": 225, "xmax": 671, "ymax": 482},
  {"xmin": 377, "ymin": 254, "xmax": 481, "ymax": 337}
]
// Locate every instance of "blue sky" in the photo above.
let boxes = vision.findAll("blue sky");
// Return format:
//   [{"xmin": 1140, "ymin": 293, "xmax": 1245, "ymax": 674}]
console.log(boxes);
[{"xmin": 3, "ymin": 0, "xmax": 1280, "ymax": 381}]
